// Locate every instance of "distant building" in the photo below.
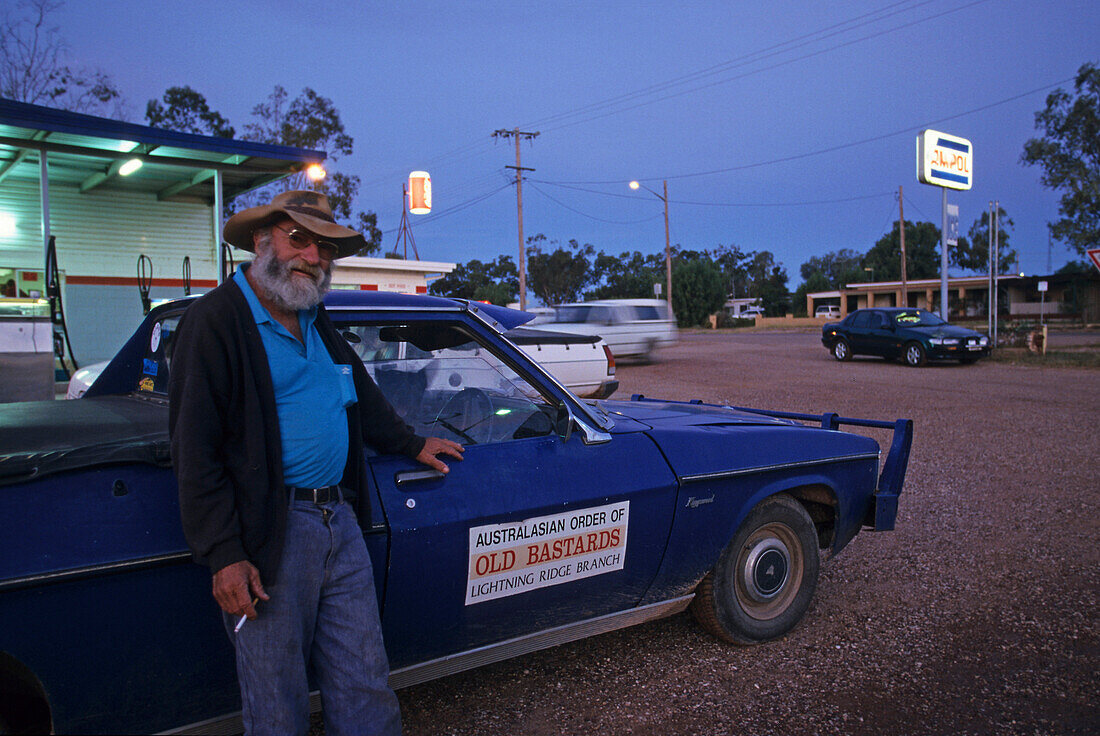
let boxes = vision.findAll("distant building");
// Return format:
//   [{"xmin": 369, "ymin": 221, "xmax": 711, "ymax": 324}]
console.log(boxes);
[{"xmin": 806, "ymin": 272, "xmax": 1100, "ymax": 323}]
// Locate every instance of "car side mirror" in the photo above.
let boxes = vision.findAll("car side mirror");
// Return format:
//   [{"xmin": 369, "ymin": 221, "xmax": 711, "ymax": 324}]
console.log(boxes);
[{"xmin": 555, "ymin": 403, "xmax": 574, "ymax": 443}]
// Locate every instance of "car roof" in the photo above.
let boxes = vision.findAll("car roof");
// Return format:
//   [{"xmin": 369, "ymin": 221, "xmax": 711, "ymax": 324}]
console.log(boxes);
[
  {"xmin": 147, "ymin": 290, "xmax": 535, "ymax": 330},
  {"xmin": 556, "ymin": 299, "xmax": 666, "ymax": 307}
]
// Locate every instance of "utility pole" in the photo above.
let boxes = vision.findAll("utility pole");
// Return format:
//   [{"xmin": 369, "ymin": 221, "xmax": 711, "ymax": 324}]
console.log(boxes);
[
  {"xmin": 988, "ymin": 201, "xmax": 994, "ymax": 339},
  {"xmin": 898, "ymin": 185, "xmax": 907, "ymax": 307},
  {"xmin": 493, "ymin": 128, "xmax": 539, "ymax": 310},
  {"xmin": 992, "ymin": 200, "xmax": 1000, "ymax": 346},
  {"xmin": 662, "ymin": 180, "xmax": 671, "ymax": 309}
]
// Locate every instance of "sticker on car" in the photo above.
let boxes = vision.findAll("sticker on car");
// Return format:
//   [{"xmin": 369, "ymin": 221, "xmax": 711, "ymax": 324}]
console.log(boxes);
[{"xmin": 466, "ymin": 501, "xmax": 629, "ymax": 605}]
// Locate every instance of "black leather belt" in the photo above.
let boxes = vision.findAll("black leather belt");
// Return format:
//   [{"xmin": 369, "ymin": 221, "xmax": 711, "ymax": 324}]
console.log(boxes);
[{"xmin": 288, "ymin": 485, "xmax": 342, "ymax": 504}]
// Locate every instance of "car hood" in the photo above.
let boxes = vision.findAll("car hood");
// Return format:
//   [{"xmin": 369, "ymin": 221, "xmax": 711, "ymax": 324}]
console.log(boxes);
[
  {"xmin": 600, "ymin": 398, "xmax": 794, "ymax": 430},
  {"xmin": 597, "ymin": 398, "xmax": 880, "ymax": 484}
]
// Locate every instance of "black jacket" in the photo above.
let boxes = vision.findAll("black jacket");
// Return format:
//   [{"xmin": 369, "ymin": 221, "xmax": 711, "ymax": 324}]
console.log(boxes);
[{"xmin": 168, "ymin": 276, "xmax": 425, "ymax": 583}]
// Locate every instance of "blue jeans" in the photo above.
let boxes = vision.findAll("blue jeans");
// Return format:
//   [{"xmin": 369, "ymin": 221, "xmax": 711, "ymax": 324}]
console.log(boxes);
[{"xmin": 223, "ymin": 497, "xmax": 401, "ymax": 736}]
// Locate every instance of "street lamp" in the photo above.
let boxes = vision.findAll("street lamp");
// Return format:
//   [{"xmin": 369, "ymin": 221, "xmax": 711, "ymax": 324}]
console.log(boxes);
[
  {"xmin": 628, "ymin": 180, "xmax": 671, "ymax": 307},
  {"xmin": 864, "ymin": 266, "xmax": 874, "ymax": 282}
]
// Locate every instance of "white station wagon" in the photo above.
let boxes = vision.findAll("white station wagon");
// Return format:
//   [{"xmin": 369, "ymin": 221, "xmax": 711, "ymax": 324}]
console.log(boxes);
[{"xmin": 529, "ymin": 299, "xmax": 679, "ymax": 359}]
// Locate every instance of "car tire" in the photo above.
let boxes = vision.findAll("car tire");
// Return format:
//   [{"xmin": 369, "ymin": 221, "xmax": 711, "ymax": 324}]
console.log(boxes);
[
  {"xmin": 903, "ymin": 342, "xmax": 927, "ymax": 367},
  {"xmin": 690, "ymin": 494, "xmax": 820, "ymax": 645},
  {"xmin": 831, "ymin": 338, "xmax": 851, "ymax": 362}
]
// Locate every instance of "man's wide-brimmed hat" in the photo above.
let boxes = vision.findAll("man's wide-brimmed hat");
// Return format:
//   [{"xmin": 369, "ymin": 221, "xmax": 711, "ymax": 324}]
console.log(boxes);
[{"xmin": 223, "ymin": 190, "xmax": 365, "ymax": 259}]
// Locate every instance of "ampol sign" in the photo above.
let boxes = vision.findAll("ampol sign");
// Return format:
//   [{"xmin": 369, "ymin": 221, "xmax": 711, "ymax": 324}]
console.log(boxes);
[{"xmin": 917, "ymin": 130, "xmax": 973, "ymax": 190}]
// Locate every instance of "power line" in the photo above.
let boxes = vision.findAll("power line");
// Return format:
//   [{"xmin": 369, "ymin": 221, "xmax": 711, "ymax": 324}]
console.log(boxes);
[
  {"xmin": 359, "ymin": 0, "xmax": 974, "ymax": 198},
  {"xmin": 526, "ymin": 182, "xmax": 665, "ymax": 223},
  {"xmin": 531, "ymin": 179, "xmax": 895, "ymax": 208},
  {"xmin": 379, "ymin": 183, "xmax": 511, "ymax": 234},
  {"xmin": 556, "ymin": 76, "xmax": 1074, "ymax": 185},
  {"xmin": 521, "ymin": 0, "xmax": 942, "ymax": 130},
  {"xmin": 536, "ymin": 0, "xmax": 992, "ymax": 134}
]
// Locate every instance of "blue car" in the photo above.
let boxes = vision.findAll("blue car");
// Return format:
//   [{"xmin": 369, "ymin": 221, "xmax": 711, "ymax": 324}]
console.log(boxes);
[
  {"xmin": 822, "ymin": 307, "xmax": 992, "ymax": 366},
  {"xmin": 0, "ymin": 292, "xmax": 912, "ymax": 734}
]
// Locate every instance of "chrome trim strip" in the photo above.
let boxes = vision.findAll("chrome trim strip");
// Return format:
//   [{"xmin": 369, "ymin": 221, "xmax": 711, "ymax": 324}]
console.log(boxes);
[
  {"xmin": 679, "ymin": 452, "xmax": 880, "ymax": 484},
  {"xmin": 160, "ymin": 596, "xmax": 694, "ymax": 734},
  {"xmin": 388, "ymin": 595, "xmax": 693, "ymax": 690},
  {"xmin": 324, "ymin": 304, "xmax": 466, "ymax": 314},
  {"xmin": 0, "ymin": 551, "xmax": 192, "ymax": 592}
]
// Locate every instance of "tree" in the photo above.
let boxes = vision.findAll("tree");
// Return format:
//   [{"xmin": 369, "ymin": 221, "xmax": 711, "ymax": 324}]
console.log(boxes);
[
  {"xmin": 0, "ymin": 0, "xmax": 123, "ymax": 116},
  {"xmin": 800, "ymin": 248, "xmax": 865, "ymax": 288},
  {"xmin": 955, "ymin": 206, "xmax": 1018, "ymax": 274},
  {"xmin": 240, "ymin": 85, "xmax": 381, "ymax": 255},
  {"xmin": 863, "ymin": 221, "xmax": 942, "ymax": 281},
  {"xmin": 745, "ymin": 251, "xmax": 790, "ymax": 316},
  {"xmin": 710, "ymin": 243, "xmax": 755, "ymax": 299},
  {"xmin": 525, "ymin": 234, "xmax": 595, "ymax": 305},
  {"xmin": 145, "ymin": 86, "xmax": 234, "ymax": 138},
  {"xmin": 792, "ymin": 272, "xmax": 831, "ymax": 317},
  {"xmin": 588, "ymin": 250, "xmax": 664, "ymax": 299},
  {"xmin": 671, "ymin": 258, "xmax": 726, "ymax": 327},
  {"xmin": 428, "ymin": 255, "xmax": 517, "ymax": 304},
  {"xmin": 1021, "ymin": 62, "xmax": 1100, "ymax": 256}
]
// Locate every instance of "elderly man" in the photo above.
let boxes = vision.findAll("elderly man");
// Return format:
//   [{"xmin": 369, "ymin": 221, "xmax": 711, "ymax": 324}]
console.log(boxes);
[{"xmin": 169, "ymin": 190, "xmax": 462, "ymax": 736}]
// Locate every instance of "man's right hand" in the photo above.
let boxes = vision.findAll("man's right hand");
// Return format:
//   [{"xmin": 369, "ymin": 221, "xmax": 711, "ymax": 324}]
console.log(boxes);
[{"xmin": 212, "ymin": 560, "xmax": 269, "ymax": 619}]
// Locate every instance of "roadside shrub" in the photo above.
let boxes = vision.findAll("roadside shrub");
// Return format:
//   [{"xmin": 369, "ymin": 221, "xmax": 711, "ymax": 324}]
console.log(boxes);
[{"xmin": 672, "ymin": 260, "xmax": 726, "ymax": 327}]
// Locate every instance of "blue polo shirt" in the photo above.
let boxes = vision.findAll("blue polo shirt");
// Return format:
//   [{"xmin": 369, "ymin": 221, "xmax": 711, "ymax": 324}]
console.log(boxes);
[{"xmin": 233, "ymin": 266, "xmax": 354, "ymax": 488}]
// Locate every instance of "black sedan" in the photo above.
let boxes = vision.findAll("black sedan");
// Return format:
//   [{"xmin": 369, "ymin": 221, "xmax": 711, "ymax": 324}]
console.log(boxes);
[{"xmin": 822, "ymin": 308, "xmax": 991, "ymax": 366}]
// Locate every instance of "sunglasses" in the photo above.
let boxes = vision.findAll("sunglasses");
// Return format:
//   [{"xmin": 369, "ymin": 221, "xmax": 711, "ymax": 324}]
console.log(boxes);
[{"xmin": 273, "ymin": 223, "xmax": 339, "ymax": 261}]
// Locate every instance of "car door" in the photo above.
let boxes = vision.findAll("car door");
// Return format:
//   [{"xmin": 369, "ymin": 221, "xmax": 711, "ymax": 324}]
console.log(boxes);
[
  {"xmin": 846, "ymin": 310, "xmax": 874, "ymax": 354},
  {"xmin": 341, "ymin": 320, "xmax": 678, "ymax": 669},
  {"xmin": 862, "ymin": 311, "xmax": 898, "ymax": 357}
]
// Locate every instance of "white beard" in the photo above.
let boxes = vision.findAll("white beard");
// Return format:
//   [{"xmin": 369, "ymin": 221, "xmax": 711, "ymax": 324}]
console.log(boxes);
[{"xmin": 251, "ymin": 244, "xmax": 332, "ymax": 311}]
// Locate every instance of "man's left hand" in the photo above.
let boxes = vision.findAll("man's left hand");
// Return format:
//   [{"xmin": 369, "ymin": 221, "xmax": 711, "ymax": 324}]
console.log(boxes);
[{"xmin": 416, "ymin": 437, "xmax": 464, "ymax": 473}]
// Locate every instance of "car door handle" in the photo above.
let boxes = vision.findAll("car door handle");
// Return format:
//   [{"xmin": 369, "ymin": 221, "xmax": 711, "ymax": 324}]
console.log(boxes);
[{"xmin": 394, "ymin": 469, "xmax": 447, "ymax": 487}]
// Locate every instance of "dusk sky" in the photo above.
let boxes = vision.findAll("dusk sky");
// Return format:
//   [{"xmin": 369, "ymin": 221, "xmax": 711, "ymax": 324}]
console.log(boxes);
[{"xmin": 52, "ymin": 0, "xmax": 1100, "ymax": 286}]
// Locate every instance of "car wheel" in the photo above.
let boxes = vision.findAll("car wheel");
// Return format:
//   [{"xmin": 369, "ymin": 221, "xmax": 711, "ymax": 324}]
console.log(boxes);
[
  {"xmin": 831, "ymin": 338, "xmax": 851, "ymax": 361},
  {"xmin": 691, "ymin": 494, "xmax": 820, "ymax": 644},
  {"xmin": 903, "ymin": 342, "xmax": 927, "ymax": 367}
]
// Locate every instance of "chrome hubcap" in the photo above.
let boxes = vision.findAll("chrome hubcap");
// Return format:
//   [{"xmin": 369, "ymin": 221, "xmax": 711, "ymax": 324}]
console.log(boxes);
[{"xmin": 741, "ymin": 538, "xmax": 790, "ymax": 603}]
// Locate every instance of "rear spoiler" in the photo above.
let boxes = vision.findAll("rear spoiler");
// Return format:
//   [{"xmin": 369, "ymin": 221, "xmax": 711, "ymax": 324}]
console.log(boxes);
[{"xmin": 629, "ymin": 394, "xmax": 914, "ymax": 531}]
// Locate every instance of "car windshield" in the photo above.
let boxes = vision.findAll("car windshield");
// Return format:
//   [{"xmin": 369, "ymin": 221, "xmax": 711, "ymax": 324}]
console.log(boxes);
[
  {"xmin": 342, "ymin": 324, "xmax": 559, "ymax": 445},
  {"xmin": 892, "ymin": 310, "xmax": 947, "ymax": 327}
]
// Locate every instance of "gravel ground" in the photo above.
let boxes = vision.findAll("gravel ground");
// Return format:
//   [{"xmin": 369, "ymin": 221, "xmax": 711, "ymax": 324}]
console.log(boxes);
[{"xmin": 342, "ymin": 331, "xmax": 1098, "ymax": 735}]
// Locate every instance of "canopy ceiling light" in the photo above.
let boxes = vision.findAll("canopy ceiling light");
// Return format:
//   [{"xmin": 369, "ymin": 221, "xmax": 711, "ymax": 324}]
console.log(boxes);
[{"xmin": 118, "ymin": 158, "xmax": 143, "ymax": 176}]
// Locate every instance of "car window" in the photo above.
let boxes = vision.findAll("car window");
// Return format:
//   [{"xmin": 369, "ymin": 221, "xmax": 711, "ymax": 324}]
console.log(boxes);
[
  {"xmin": 589, "ymin": 307, "xmax": 613, "ymax": 324},
  {"xmin": 634, "ymin": 306, "xmax": 661, "ymax": 320},
  {"xmin": 893, "ymin": 310, "xmax": 946, "ymax": 327},
  {"xmin": 343, "ymin": 324, "xmax": 557, "ymax": 446},
  {"xmin": 135, "ymin": 313, "xmax": 182, "ymax": 395},
  {"xmin": 850, "ymin": 311, "xmax": 872, "ymax": 328},
  {"xmin": 552, "ymin": 306, "xmax": 590, "ymax": 323}
]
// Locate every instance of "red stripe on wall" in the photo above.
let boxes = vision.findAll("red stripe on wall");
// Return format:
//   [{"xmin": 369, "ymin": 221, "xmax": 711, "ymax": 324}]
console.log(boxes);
[
  {"xmin": 415, "ymin": 285, "xmax": 427, "ymax": 294},
  {"xmin": 359, "ymin": 284, "xmax": 379, "ymax": 291},
  {"xmin": 65, "ymin": 276, "xmax": 219, "ymax": 287},
  {"xmin": 20, "ymin": 272, "xmax": 41, "ymax": 282}
]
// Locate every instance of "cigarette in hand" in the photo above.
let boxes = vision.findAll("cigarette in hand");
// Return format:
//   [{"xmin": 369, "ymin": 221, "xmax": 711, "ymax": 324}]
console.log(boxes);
[{"xmin": 234, "ymin": 598, "xmax": 260, "ymax": 634}]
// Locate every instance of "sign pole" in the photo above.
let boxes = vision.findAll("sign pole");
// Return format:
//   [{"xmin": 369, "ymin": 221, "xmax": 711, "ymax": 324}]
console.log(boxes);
[
  {"xmin": 917, "ymin": 129, "xmax": 972, "ymax": 319},
  {"xmin": 993, "ymin": 200, "xmax": 999, "ymax": 346},
  {"xmin": 940, "ymin": 188, "xmax": 948, "ymax": 319}
]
